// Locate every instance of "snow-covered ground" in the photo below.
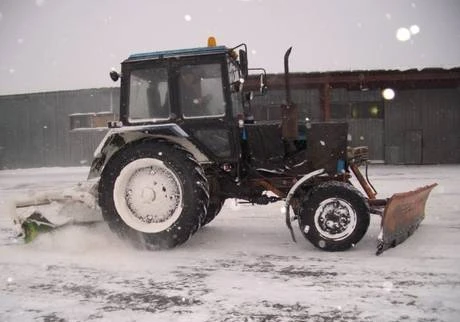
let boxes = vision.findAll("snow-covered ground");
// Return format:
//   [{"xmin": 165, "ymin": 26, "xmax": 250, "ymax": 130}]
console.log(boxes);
[{"xmin": 0, "ymin": 165, "xmax": 459, "ymax": 322}]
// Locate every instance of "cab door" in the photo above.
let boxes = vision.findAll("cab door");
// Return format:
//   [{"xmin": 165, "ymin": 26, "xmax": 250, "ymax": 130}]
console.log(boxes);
[{"xmin": 175, "ymin": 58, "xmax": 240, "ymax": 163}]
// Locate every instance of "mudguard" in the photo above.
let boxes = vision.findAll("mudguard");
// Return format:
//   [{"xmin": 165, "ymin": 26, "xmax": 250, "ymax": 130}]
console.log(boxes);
[
  {"xmin": 284, "ymin": 168, "xmax": 325, "ymax": 241},
  {"xmin": 87, "ymin": 124, "xmax": 209, "ymax": 180},
  {"xmin": 376, "ymin": 183, "xmax": 437, "ymax": 255}
]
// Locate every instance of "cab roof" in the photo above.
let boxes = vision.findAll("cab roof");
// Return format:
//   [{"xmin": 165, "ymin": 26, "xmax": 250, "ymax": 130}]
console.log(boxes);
[{"xmin": 125, "ymin": 45, "xmax": 229, "ymax": 62}]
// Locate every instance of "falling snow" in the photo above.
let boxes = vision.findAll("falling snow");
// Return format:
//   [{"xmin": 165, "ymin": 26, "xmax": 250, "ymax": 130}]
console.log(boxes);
[
  {"xmin": 410, "ymin": 25, "xmax": 420, "ymax": 35},
  {"xmin": 382, "ymin": 88, "xmax": 395, "ymax": 100},
  {"xmin": 396, "ymin": 24, "xmax": 420, "ymax": 43},
  {"xmin": 396, "ymin": 27, "xmax": 411, "ymax": 42},
  {"xmin": 1, "ymin": 2, "xmax": 459, "ymax": 95}
]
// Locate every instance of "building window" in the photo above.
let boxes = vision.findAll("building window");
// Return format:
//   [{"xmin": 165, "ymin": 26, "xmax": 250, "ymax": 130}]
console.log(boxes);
[{"xmin": 350, "ymin": 102, "xmax": 384, "ymax": 119}]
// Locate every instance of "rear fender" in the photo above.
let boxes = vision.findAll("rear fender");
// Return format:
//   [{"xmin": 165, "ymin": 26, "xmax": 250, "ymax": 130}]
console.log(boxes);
[{"xmin": 87, "ymin": 124, "xmax": 210, "ymax": 180}]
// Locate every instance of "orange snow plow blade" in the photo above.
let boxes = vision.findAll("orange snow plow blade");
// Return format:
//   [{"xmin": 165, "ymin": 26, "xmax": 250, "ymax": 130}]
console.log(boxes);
[{"xmin": 376, "ymin": 183, "xmax": 437, "ymax": 255}]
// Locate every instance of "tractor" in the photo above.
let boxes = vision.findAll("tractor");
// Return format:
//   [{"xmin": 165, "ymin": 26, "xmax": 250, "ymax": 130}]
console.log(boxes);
[{"xmin": 17, "ymin": 38, "xmax": 436, "ymax": 255}]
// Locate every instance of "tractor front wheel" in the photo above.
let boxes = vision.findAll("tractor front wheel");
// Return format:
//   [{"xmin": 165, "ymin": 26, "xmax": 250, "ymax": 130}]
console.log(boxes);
[{"xmin": 298, "ymin": 181, "xmax": 370, "ymax": 251}]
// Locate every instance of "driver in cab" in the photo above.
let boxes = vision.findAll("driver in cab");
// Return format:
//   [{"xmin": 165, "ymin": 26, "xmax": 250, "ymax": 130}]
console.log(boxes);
[{"xmin": 179, "ymin": 67, "xmax": 212, "ymax": 116}]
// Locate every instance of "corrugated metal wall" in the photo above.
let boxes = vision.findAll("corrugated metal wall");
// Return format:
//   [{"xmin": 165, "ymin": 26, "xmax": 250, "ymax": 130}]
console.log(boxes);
[
  {"xmin": 348, "ymin": 119, "xmax": 384, "ymax": 160},
  {"xmin": 250, "ymin": 89, "xmax": 321, "ymax": 121},
  {"xmin": 0, "ymin": 88, "xmax": 119, "ymax": 169},
  {"xmin": 250, "ymin": 84, "xmax": 460, "ymax": 164},
  {"xmin": 385, "ymin": 88, "xmax": 460, "ymax": 164},
  {"xmin": 1, "ymin": 85, "xmax": 458, "ymax": 169},
  {"xmin": 330, "ymin": 89, "xmax": 384, "ymax": 161}
]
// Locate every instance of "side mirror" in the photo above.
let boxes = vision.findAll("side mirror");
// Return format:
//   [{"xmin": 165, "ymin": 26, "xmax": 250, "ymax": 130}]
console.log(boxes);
[
  {"xmin": 230, "ymin": 79, "xmax": 244, "ymax": 93},
  {"xmin": 248, "ymin": 68, "xmax": 268, "ymax": 95},
  {"xmin": 259, "ymin": 73, "xmax": 268, "ymax": 94},
  {"xmin": 245, "ymin": 91, "xmax": 254, "ymax": 102},
  {"xmin": 109, "ymin": 70, "xmax": 120, "ymax": 82},
  {"xmin": 239, "ymin": 49, "xmax": 248, "ymax": 79}
]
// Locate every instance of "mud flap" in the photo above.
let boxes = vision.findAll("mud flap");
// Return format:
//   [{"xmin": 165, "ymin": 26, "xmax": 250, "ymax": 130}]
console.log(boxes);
[{"xmin": 376, "ymin": 183, "xmax": 437, "ymax": 255}]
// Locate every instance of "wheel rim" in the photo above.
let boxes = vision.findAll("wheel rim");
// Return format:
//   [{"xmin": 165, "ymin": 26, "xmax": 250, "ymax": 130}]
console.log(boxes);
[
  {"xmin": 113, "ymin": 158, "xmax": 183, "ymax": 233},
  {"xmin": 313, "ymin": 197, "xmax": 357, "ymax": 241}
]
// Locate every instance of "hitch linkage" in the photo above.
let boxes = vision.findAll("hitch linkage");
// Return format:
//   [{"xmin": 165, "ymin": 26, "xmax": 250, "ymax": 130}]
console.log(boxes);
[{"xmin": 239, "ymin": 195, "xmax": 281, "ymax": 205}]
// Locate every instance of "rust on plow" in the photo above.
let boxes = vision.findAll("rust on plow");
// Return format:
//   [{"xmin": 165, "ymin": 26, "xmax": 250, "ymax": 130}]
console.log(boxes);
[{"xmin": 376, "ymin": 183, "xmax": 437, "ymax": 255}]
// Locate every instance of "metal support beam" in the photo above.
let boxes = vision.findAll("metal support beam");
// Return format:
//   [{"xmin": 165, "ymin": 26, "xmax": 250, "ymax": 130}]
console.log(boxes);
[{"xmin": 320, "ymin": 83, "xmax": 331, "ymax": 121}]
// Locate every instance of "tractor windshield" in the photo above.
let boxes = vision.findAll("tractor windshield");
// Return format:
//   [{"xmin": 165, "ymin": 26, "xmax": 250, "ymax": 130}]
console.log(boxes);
[{"xmin": 179, "ymin": 64, "xmax": 225, "ymax": 118}]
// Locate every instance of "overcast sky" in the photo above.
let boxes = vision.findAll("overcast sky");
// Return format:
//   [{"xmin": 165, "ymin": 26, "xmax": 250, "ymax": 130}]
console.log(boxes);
[{"xmin": 1, "ymin": 0, "xmax": 459, "ymax": 95}]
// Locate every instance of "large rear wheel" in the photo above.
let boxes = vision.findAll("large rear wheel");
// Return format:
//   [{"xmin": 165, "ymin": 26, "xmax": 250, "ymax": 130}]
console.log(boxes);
[
  {"xmin": 202, "ymin": 198, "xmax": 224, "ymax": 227},
  {"xmin": 298, "ymin": 181, "xmax": 370, "ymax": 251},
  {"xmin": 201, "ymin": 177, "xmax": 225, "ymax": 227},
  {"xmin": 98, "ymin": 141, "xmax": 209, "ymax": 249}
]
